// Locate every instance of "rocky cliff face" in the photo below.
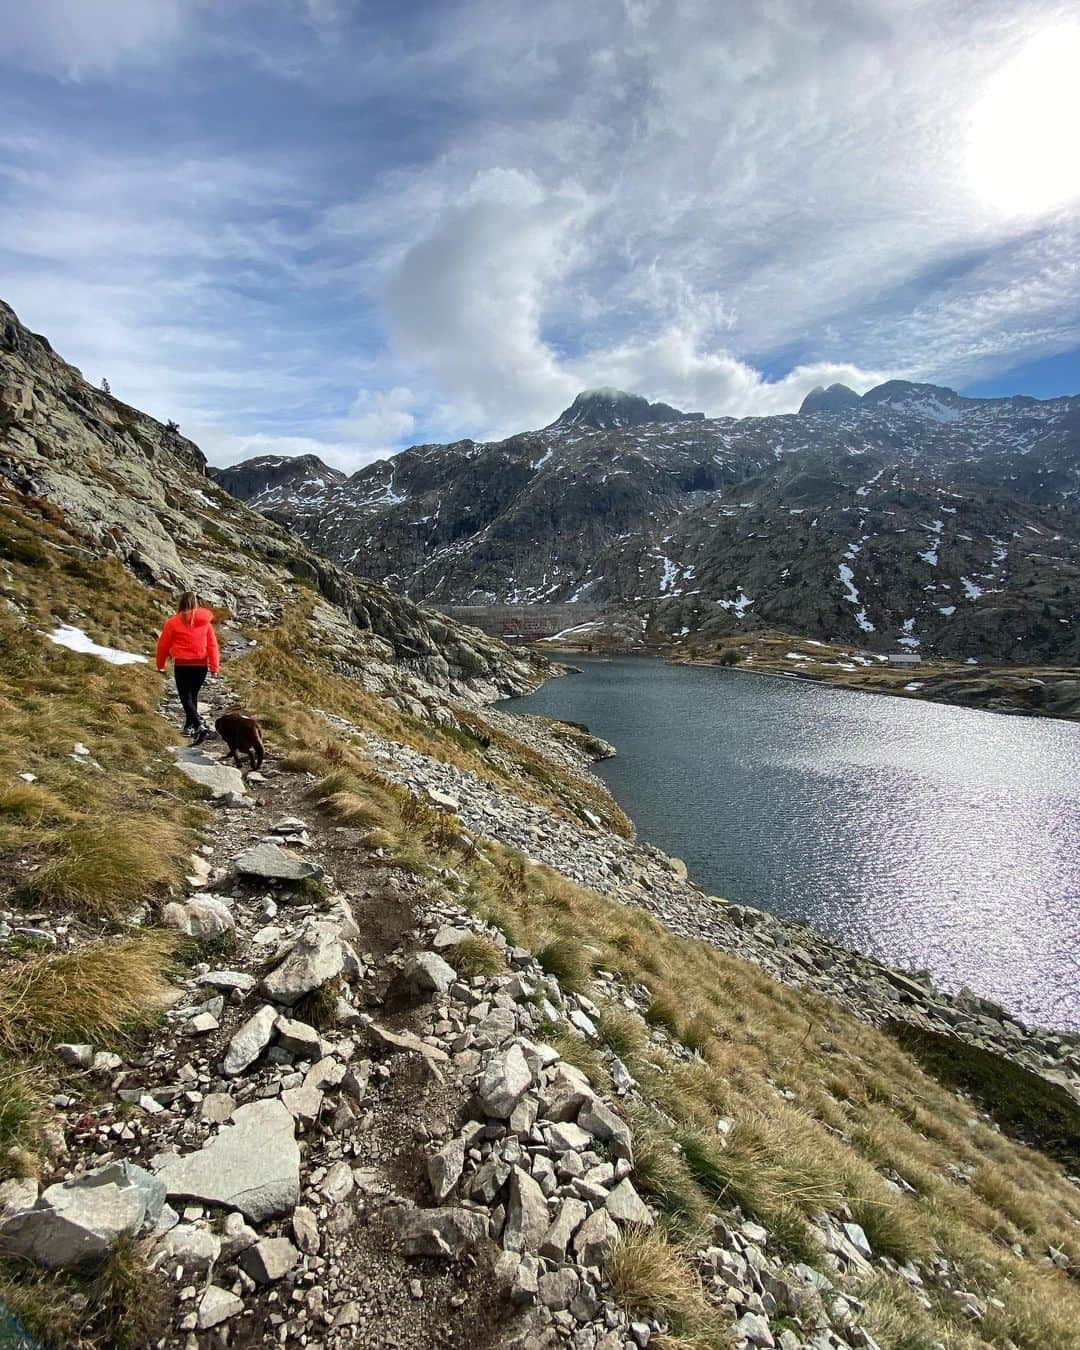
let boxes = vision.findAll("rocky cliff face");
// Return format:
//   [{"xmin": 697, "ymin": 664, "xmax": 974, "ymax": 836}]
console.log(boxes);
[
  {"xmin": 0, "ymin": 299, "xmax": 543, "ymax": 702},
  {"xmin": 217, "ymin": 384, "xmax": 1080, "ymax": 664}
]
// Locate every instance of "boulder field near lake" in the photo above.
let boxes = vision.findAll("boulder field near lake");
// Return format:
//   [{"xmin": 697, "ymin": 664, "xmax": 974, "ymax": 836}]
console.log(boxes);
[{"xmin": 0, "ymin": 299, "xmax": 1078, "ymax": 1350}]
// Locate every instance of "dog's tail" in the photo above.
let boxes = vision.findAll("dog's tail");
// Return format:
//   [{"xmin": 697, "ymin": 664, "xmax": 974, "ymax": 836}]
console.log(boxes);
[{"xmin": 252, "ymin": 724, "xmax": 265, "ymax": 770}]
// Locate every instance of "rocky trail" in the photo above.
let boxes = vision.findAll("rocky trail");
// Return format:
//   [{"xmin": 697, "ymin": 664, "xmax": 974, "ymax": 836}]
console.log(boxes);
[
  {"xmin": 0, "ymin": 647, "xmax": 668, "ymax": 1349},
  {"xmin": 0, "ymin": 635, "xmax": 985, "ymax": 1350}
]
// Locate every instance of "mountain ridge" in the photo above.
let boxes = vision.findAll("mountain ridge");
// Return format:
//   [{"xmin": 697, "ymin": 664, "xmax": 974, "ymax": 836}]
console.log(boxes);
[{"xmin": 215, "ymin": 380, "xmax": 1080, "ymax": 667}]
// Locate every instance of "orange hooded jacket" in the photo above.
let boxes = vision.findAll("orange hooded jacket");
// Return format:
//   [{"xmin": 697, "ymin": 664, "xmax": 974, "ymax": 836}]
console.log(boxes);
[{"xmin": 156, "ymin": 608, "xmax": 220, "ymax": 674}]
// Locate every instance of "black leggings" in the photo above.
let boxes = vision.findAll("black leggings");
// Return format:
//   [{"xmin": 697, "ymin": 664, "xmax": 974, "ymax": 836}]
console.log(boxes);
[{"xmin": 175, "ymin": 666, "xmax": 208, "ymax": 730}]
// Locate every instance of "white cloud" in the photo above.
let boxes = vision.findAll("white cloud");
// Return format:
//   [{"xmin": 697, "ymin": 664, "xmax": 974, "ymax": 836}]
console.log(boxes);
[
  {"xmin": 1, "ymin": 0, "xmax": 1078, "ymax": 470},
  {"xmin": 384, "ymin": 169, "xmax": 590, "ymax": 430},
  {"xmin": 2, "ymin": 0, "xmax": 189, "ymax": 78},
  {"xmin": 342, "ymin": 387, "xmax": 418, "ymax": 452}
]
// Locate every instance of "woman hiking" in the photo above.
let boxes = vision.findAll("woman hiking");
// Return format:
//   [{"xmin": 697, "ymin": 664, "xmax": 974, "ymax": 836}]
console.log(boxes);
[{"xmin": 156, "ymin": 590, "xmax": 220, "ymax": 743}]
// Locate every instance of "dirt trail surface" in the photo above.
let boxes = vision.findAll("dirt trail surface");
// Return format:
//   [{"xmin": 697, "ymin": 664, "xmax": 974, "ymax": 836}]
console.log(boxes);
[{"xmin": 0, "ymin": 644, "xmax": 653, "ymax": 1348}]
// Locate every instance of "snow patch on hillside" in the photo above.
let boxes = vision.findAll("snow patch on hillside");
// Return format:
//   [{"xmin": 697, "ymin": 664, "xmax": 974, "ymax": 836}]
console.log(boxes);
[{"xmin": 48, "ymin": 625, "xmax": 147, "ymax": 666}]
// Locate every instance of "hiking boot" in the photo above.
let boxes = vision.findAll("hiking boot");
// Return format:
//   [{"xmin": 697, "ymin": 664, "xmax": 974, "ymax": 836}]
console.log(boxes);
[{"xmin": 191, "ymin": 725, "xmax": 210, "ymax": 746}]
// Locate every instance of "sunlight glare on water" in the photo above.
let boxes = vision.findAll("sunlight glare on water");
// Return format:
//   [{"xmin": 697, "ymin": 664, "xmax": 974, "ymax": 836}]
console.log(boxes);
[{"xmin": 506, "ymin": 657, "xmax": 1080, "ymax": 1030}]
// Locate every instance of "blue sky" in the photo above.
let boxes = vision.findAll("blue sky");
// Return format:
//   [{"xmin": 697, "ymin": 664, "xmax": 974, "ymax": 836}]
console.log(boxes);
[{"xmin": 2, "ymin": 0, "xmax": 1079, "ymax": 471}]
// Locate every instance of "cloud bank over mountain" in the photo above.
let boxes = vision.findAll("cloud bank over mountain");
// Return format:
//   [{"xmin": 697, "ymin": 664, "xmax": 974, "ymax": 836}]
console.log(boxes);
[{"xmin": 1, "ymin": 0, "xmax": 1078, "ymax": 469}]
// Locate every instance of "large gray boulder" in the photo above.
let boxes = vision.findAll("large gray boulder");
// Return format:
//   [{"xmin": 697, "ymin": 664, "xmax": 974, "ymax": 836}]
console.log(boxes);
[
  {"xmin": 234, "ymin": 841, "xmax": 323, "ymax": 884},
  {"xmin": 0, "ymin": 1161, "xmax": 165, "ymax": 1269},
  {"xmin": 156, "ymin": 1099, "xmax": 300, "ymax": 1221}
]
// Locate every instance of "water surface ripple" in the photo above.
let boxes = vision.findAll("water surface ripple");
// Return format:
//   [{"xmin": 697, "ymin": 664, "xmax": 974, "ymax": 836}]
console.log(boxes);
[{"xmin": 506, "ymin": 657, "xmax": 1080, "ymax": 1031}]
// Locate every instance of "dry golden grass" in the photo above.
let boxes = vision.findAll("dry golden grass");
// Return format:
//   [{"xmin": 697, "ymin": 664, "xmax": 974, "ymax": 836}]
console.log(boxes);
[
  {"xmin": 27, "ymin": 817, "xmax": 184, "ymax": 917},
  {"xmin": 608, "ymin": 1226, "xmax": 727, "ymax": 1349},
  {"xmin": 0, "ymin": 930, "xmax": 179, "ymax": 1058},
  {"xmin": 0, "ymin": 1231, "xmax": 166, "ymax": 1349},
  {"xmin": 446, "ymin": 933, "xmax": 506, "ymax": 977}
]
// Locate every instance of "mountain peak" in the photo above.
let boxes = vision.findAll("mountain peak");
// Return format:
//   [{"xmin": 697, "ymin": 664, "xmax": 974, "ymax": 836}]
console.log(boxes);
[
  {"xmin": 552, "ymin": 388, "xmax": 705, "ymax": 431},
  {"xmin": 798, "ymin": 383, "xmax": 862, "ymax": 415}
]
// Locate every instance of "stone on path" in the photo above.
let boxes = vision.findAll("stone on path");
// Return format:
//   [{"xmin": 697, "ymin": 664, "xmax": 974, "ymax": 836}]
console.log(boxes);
[
  {"xmin": 427, "ymin": 1137, "xmax": 466, "ymax": 1203},
  {"xmin": 389, "ymin": 1205, "xmax": 487, "ymax": 1258},
  {"xmin": 547, "ymin": 1120, "xmax": 592, "ymax": 1154},
  {"xmin": 220, "ymin": 1212, "xmax": 259, "ymax": 1260},
  {"xmin": 292, "ymin": 1206, "xmax": 320, "ymax": 1255},
  {"xmin": 197, "ymin": 1286, "xmax": 244, "ymax": 1330},
  {"xmin": 199, "ymin": 1093, "xmax": 235, "ymax": 1124},
  {"xmin": 262, "ymin": 923, "xmax": 346, "ymax": 1005},
  {"xmin": 540, "ymin": 1063, "xmax": 593, "ymax": 1122},
  {"xmin": 281, "ymin": 1085, "xmax": 324, "ymax": 1125},
  {"xmin": 503, "ymin": 1167, "xmax": 550, "ymax": 1255},
  {"xmin": 270, "ymin": 817, "xmax": 308, "ymax": 835},
  {"xmin": 578, "ymin": 1098, "xmax": 633, "ymax": 1159},
  {"xmin": 274, "ymin": 1015, "xmax": 326, "ymax": 1061},
  {"xmin": 402, "ymin": 951, "xmax": 456, "ymax": 995},
  {"xmin": 172, "ymin": 747, "xmax": 247, "ymax": 801},
  {"xmin": 197, "ymin": 970, "xmax": 256, "ymax": 994},
  {"xmin": 539, "ymin": 1198, "xmax": 587, "ymax": 1261},
  {"xmin": 431, "ymin": 926, "xmax": 469, "ymax": 950},
  {"xmin": 604, "ymin": 1179, "xmax": 652, "ymax": 1226},
  {"xmin": 425, "ymin": 787, "xmax": 460, "ymax": 812},
  {"xmin": 55, "ymin": 1043, "xmax": 94, "ymax": 1069},
  {"xmin": 156, "ymin": 1098, "xmax": 300, "ymax": 1222},
  {"xmin": 0, "ymin": 1161, "xmax": 164, "ymax": 1269},
  {"xmin": 222, "ymin": 1004, "xmax": 277, "ymax": 1077},
  {"xmin": 163, "ymin": 896, "xmax": 235, "ymax": 941},
  {"xmin": 733, "ymin": 1312, "xmax": 775, "ymax": 1347},
  {"xmin": 572, "ymin": 1208, "xmax": 619, "ymax": 1269},
  {"xmin": 0, "ymin": 1179, "xmax": 38, "ymax": 1217},
  {"xmin": 238, "ymin": 1235, "xmax": 299, "ymax": 1284},
  {"xmin": 478, "ymin": 1043, "xmax": 533, "ymax": 1118},
  {"xmin": 234, "ymin": 841, "xmax": 323, "ymax": 884},
  {"xmin": 366, "ymin": 1020, "xmax": 449, "ymax": 1066},
  {"xmin": 157, "ymin": 1222, "xmax": 221, "ymax": 1274}
]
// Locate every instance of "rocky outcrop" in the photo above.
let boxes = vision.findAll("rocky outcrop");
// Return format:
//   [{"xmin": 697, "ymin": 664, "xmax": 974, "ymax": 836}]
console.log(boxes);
[
  {"xmin": 798, "ymin": 383, "xmax": 862, "ymax": 414},
  {"xmin": 0, "ymin": 297, "xmax": 544, "ymax": 703}
]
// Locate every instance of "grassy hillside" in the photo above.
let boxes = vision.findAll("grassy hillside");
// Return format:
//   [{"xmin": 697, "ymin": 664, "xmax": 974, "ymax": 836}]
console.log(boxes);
[{"xmin": 1, "ymin": 303, "xmax": 1078, "ymax": 1347}]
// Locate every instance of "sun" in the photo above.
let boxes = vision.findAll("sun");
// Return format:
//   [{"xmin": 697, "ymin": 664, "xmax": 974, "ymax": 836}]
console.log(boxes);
[{"xmin": 967, "ymin": 24, "xmax": 1080, "ymax": 217}]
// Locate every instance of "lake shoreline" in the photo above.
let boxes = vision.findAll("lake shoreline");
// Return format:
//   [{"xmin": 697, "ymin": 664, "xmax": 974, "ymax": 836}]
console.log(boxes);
[
  {"xmin": 534, "ymin": 634, "xmax": 1080, "ymax": 723},
  {"xmin": 508, "ymin": 652, "xmax": 1080, "ymax": 1036},
  {"xmin": 490, "ymin": 687, "xmax": 1080, "ymax": 1117}
]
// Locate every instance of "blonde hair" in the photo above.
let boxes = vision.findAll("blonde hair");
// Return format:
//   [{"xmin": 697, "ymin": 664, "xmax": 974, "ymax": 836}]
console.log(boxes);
[{"xmin": 177, "ymin": 590, "xmax": 199, "ymax": 618}]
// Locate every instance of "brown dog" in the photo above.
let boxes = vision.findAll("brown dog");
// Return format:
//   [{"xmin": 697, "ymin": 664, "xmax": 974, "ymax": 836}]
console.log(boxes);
[{"xmin": 215, "ymin": 709, "xmax": 265, "ymax": 770}]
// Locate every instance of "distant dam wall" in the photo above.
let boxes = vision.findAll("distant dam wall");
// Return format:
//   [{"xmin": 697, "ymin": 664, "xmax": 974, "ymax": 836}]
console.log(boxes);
[{"xmin": 428, "ymin": 603, "xmax": 605, "ymax": 642}]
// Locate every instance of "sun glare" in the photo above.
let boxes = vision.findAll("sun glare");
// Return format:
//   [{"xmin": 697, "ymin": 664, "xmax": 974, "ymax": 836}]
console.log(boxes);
[{"xmin": 967, "ymin": 25, "xmax": 1080, "ymax": 216}]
